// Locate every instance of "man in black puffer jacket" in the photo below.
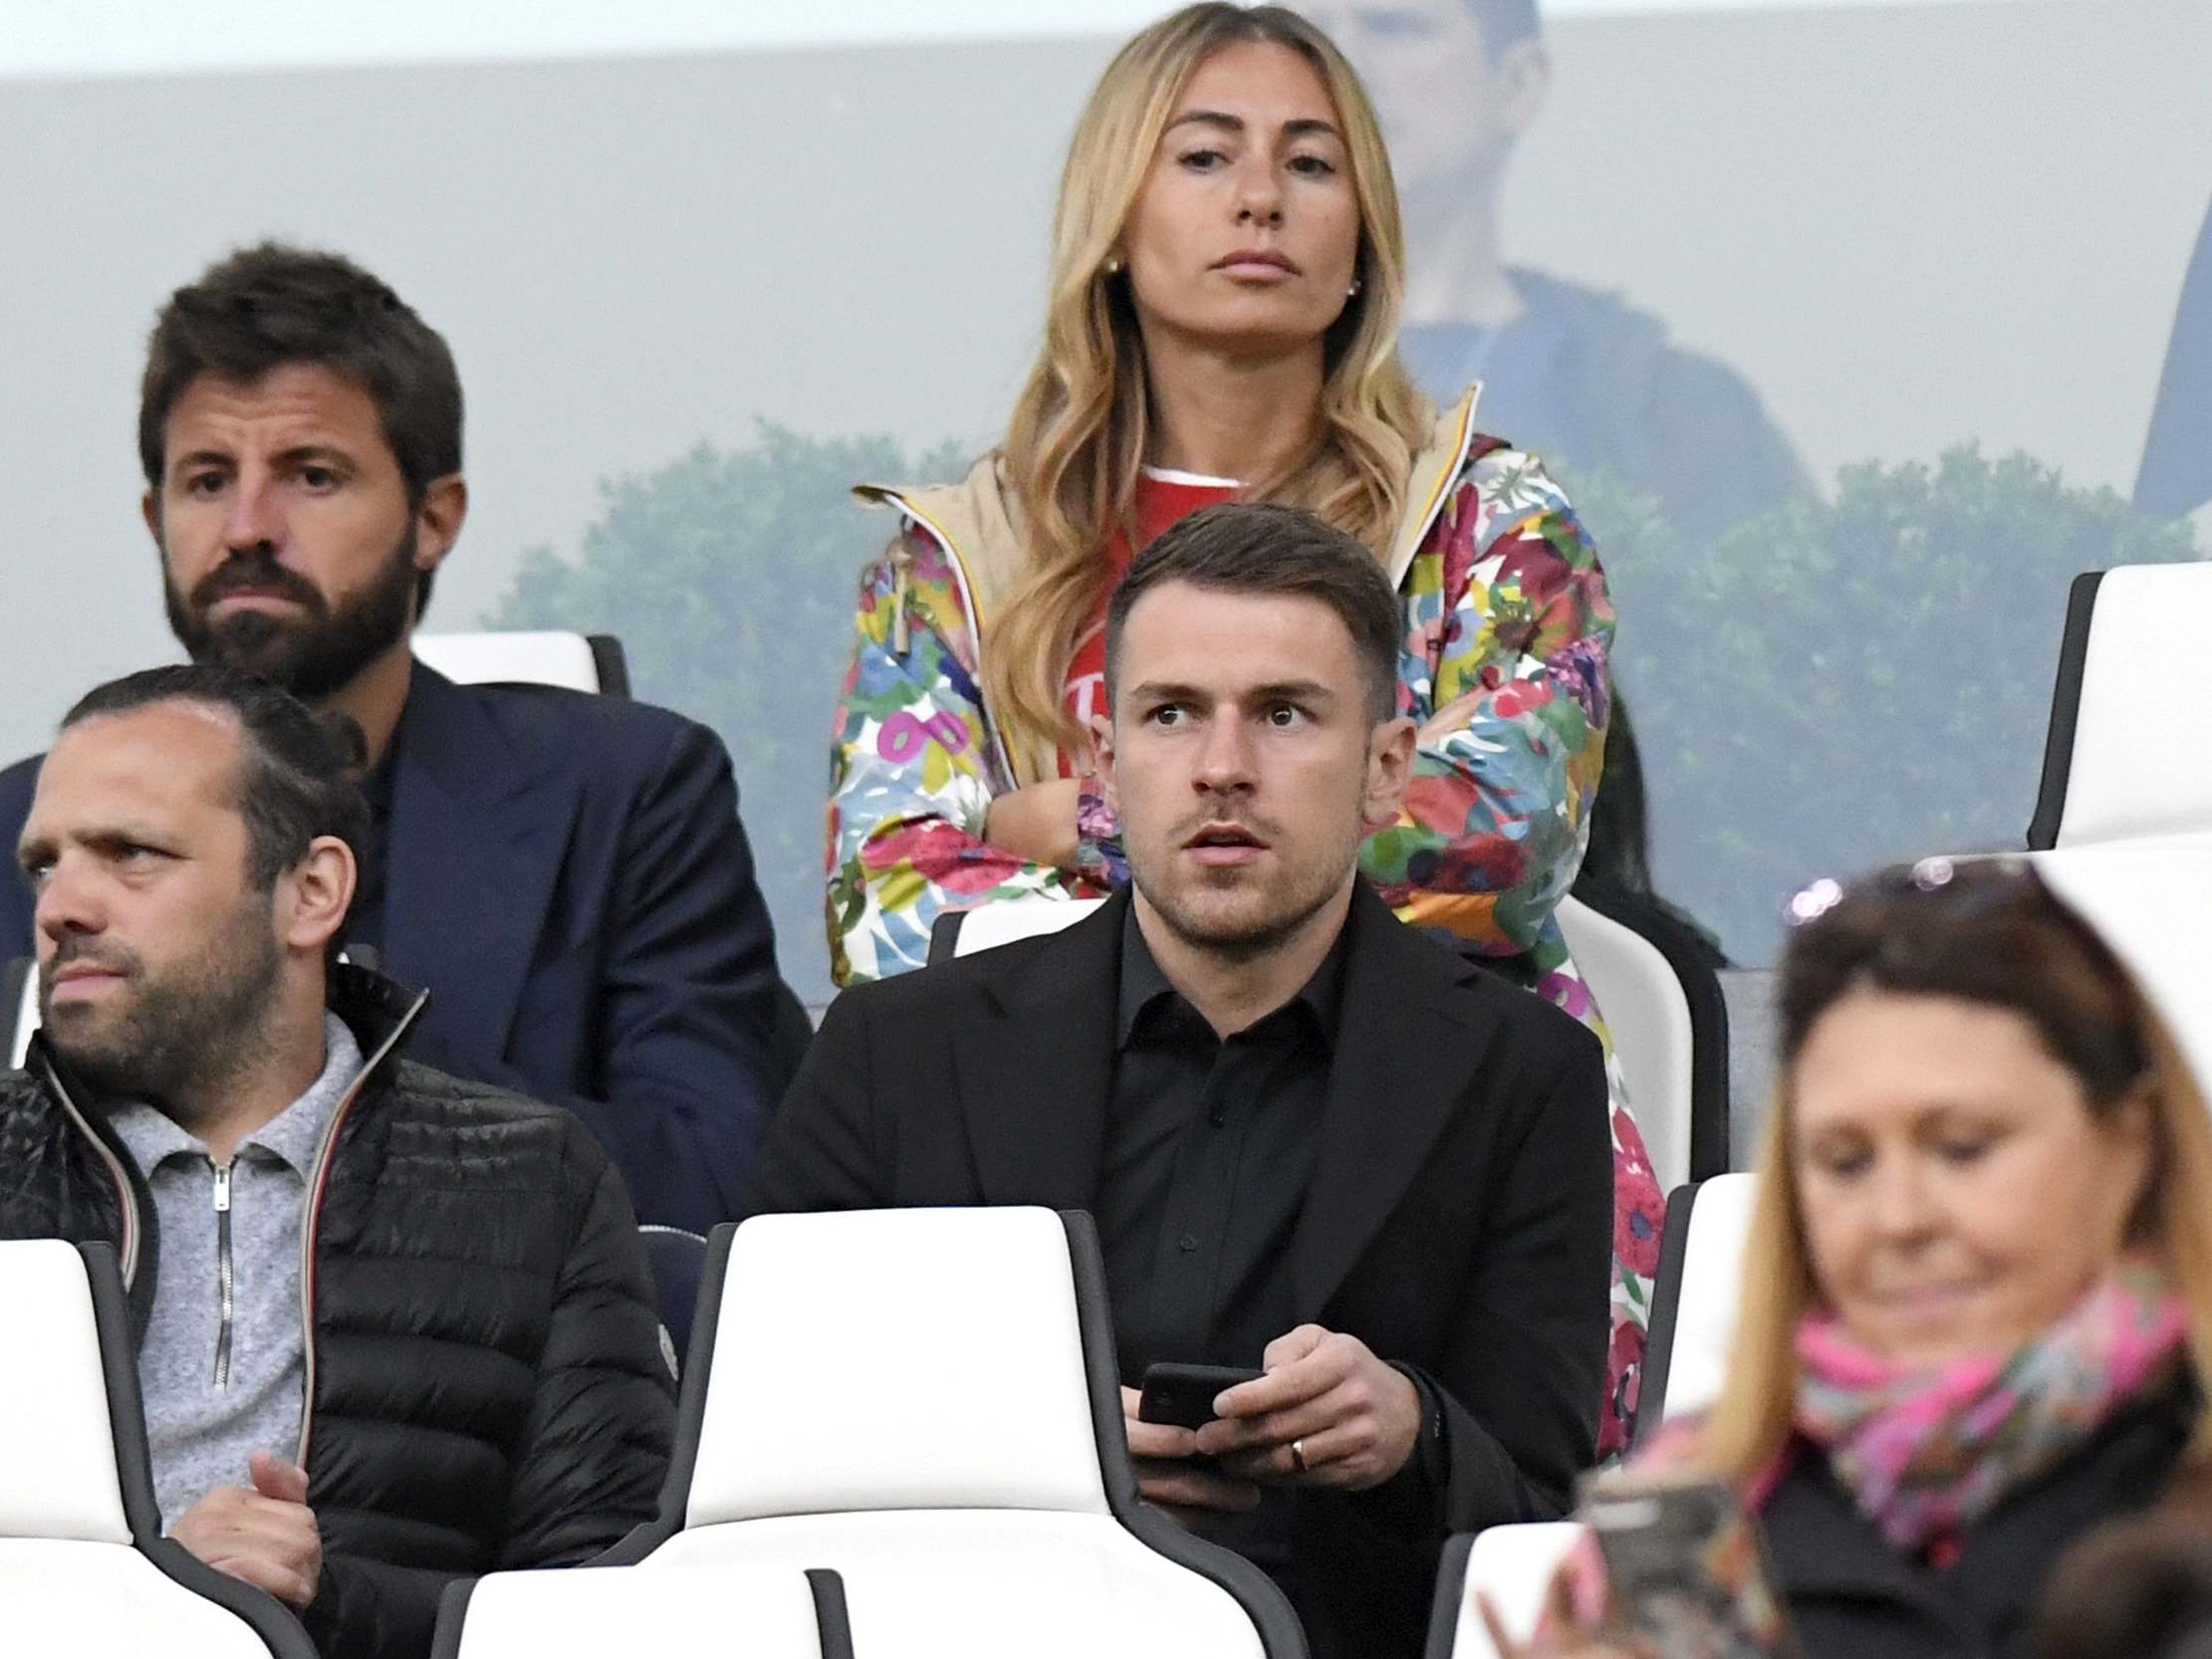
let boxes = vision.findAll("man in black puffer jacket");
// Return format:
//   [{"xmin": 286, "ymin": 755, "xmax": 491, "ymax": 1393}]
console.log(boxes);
[{"xmin": 0, "ymin": 662, "xmax": 674, "ymax": 1659}]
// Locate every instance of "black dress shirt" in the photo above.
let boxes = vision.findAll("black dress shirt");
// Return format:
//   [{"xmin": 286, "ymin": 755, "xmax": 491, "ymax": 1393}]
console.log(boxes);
[{"xmin": 1100, "ymin": 904, "xmax": 1351, "ymax": 1586}]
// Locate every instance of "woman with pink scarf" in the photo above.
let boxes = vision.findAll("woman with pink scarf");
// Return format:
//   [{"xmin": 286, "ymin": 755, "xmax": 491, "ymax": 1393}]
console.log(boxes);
[{"xmin": 1501, "ymin": 856, "xmax": 2212, "ymax": 1659}]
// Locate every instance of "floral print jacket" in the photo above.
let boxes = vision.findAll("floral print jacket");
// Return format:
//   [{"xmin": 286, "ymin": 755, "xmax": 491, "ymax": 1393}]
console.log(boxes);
[{"xmin": 827, "ymin": 392, "xmax": 1664, "ymax": 1456}]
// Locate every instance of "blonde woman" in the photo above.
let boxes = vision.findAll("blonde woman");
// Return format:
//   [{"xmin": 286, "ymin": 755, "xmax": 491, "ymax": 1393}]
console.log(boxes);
[
  {"xmin": 1506, "ymin": 858, "xmax": 2212, "ymax": 1659},
  {"xmin": 826, "ymin": 2, "xmax": 1660, "ymax": 1451}
]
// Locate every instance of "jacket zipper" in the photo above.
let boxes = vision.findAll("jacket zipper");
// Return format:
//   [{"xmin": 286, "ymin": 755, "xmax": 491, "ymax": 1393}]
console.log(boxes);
[
  {"xmin": 39, "ymin": 1050, "xmax": 141, "ymax": 1290},
  {"xmin": 293, "ymin": 991, "xmax": 427, "ymax": 1470},
  {"xmin": 211, "ymin": 1159, "xmax": 234, "ymax": 1389}
]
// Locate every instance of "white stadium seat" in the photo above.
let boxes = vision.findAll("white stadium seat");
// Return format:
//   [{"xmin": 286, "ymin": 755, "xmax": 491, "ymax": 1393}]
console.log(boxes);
[
  {"xmin": 1631, "ymin": 1173, "xmax": 1761, "ymax": 1439},
  {"xmin": 928, "ymin": 897, "xmax": 1106, "ymax": 962},
  {"xmin": 2031, "ymin": 564, "xmax": 2212, "ymax": 848},
  {"xmin": 434, "ymin": 1207, "xmax": 1304, "ymax": 1659},
  {"xmin": 412, "ymin": 630, "xmax": 629, "ymax": 695},
  {"xmin": 0, "ymin": 1239, "xmax": 316, "ymax": 1658}
]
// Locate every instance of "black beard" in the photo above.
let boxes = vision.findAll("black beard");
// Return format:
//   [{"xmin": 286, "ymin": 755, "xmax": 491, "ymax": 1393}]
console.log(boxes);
[
  {"xmin": 41, "ymin": 894, "xmax": 281, "ymax": 1119},
  {"xmin": 165, "ymin": 527, "xmax": 417, "ymax": 700}
]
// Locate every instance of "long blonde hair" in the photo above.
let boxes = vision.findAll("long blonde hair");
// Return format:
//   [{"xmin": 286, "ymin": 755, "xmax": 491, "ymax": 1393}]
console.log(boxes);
[
  {"xmin": 988, "ymin": 3, "xmax": 1432, "ymax": 762},
  {"xmin": 1687, "ymin": 861, "xmax": 2212, "ymax": 1486}
]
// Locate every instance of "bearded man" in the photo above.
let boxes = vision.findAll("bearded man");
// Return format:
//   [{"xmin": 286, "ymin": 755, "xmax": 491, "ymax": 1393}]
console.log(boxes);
[
  {"xmin": 0, "ymin": 244, "xmax": 787, "ymax": 1233},
  {"xmin": 1, "ymin": 663, "xmax": 673, "ymax": 1659},
  {"xmin": 747, "ymin": 502, "xmax": 1614, "ymax": 1659}
]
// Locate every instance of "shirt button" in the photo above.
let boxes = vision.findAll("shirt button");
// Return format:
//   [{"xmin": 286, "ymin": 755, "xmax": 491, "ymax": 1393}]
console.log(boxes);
[{"xmin": 1177, "ymin": 1233, "xmax": 1199, "ymax": 1253}]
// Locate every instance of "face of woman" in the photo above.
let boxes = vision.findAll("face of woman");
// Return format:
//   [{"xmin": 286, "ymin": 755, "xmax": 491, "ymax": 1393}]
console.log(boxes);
[
  {"xmin": 1116, "ymin": 39, "xmax": 1362, "ymax": 360},
  {"xmin": 1790, "ymin": 989, "xmax": 2154, "ymax": 1371}
]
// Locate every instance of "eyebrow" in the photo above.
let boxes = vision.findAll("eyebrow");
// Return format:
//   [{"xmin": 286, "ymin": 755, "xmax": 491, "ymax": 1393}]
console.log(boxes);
[
  {"xmin": 1164, "ymin": 111, "xmax": 1344, "ymax": 141},
  {"xmin": 1127, "ymin": 679, "xmax": 1341, "ymax": 706},
  {"xmin": 167, "ymin": 443, "xmax": 358, "ymax": 480}
]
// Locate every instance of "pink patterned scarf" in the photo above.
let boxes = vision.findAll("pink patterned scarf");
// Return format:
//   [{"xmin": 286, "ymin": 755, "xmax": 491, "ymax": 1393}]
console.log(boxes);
[{"xmin": 1793, "ymin": 1261, "xmax": 2189, "ymax": 1552}]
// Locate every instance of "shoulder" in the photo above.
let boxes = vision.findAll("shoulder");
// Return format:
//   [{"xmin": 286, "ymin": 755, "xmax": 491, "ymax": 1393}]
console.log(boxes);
[
  {"xmin": 430, "ymin": 678, "xmax": 728, "ymax": 786},
  {"xmin": 1364, "ymin": 902, "xmax": 1603, "ymax": 1077},
  {"xmin": 822, "ymin": 928, "xmax": 1056, "ymax": 1031},
  {"xmin": 376, "ymin": 1058, "xmax": 614, "ymax": 1189}
]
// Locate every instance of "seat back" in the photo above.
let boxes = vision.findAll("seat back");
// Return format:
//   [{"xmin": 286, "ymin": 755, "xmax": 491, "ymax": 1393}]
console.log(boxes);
[
  {"xmin": 928, "ymin": 897, "xmax": 1108, "ymax": 964},
  {"xmin": 0, "ymin": 1239, "xmax": 134, "ymax": 1543},
  {"xmin": 1426, "ymin": 1524, "xmax": 1590, "ymax": 1659},
  {"xmin": 0, "ymin": 1240, "xmax": 318, "ymax": 1658},
  {"xmin": 435, "ymin": 1563, "xmax": 838, "ymax": 1659},
  {"xmin": 2028, "ymin": 841, "xmax": 2212, "ymax": 1089},
  {"xmin": 681, "ymin": 1208, "xmax": 1112, "ymax": 1528},
  {"xmin": 413, "ymin": 630, "xmax": 629, "ymax": 695},
  {"xmin": 7, "ymin": 954, "xmax": 35, "ymax": 1068},
  {"xmin": 2033, "ymin": 566, "xmax": 2212, "ymax": 848},
  {"xmin": 1555, "ymin": 891, "xmax": 1729, "ymax": 1191},
  {"xmin": 1633, "ymin": 1174, "xmax": 1760, "ymax": 1439}
]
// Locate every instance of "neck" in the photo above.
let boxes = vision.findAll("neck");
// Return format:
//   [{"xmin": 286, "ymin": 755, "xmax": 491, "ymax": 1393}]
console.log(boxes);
[
  {"xmin": 1131, "ymin": 877, "xmax": 1353, "ymax": 1039},
  {"xmin": 166, "ymin": 980, "xmax": 332, "ymax": 1165},
  {"xmin": 1400, "ymin": 175, "xmax": 1521, "ymax": 329},
  {"xmin": 322, "ymin": 637, "xmax": 414, "ymax": 769},
  {"xmin": 1138, "ymin": 329, "xmax": 1326, "ymax": 483}
]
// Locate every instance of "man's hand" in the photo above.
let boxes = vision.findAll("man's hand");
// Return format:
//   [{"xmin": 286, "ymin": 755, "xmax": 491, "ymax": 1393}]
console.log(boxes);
[
  {"xmin": 982, "ymin": 779, "xmax": 1084, "ymax": 871},
  {"xmin": 1120, "ymin": 1385, "xmax": 1261, "ymax": 1530},
  {"xmin": 1196, "ymin": 1325, "xmax": 1423, "ymax": 1492},
  {"xmin": 169, "ymin": 1451, "xmax": 323, "ymax": 1609}
]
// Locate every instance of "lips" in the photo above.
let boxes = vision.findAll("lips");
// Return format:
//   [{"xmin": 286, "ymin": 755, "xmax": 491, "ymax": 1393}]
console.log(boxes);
[
  {"xmin": 1213, "ymin": 248, "xmax": 1299, "ymax": 277},
  {"xmin": 1182, "ymin": 822, "xmax": 1270, "ymax": 866}
]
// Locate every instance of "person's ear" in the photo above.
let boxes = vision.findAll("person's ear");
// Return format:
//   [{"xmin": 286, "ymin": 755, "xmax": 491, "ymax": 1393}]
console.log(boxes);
[
  {"xmin": 1090, "ymin": 710, "xmax": 1121, "ymax": 815},
  {"xmin": 141, "ymin": 488, "xmax": 162, "ymax": 548},
  {"xmin": 1361, "ymin": 714, "xmax": 1416, "ymax": 831},
  {"xmin": 1493, "ymin": 37, "xmax": 1551, "ymax": 141},
  {"xmin": 411, "ymin": 474, "xmax": 468, "ymax": 581},
  {"xmin": 278, "ymin": 835, "xmax": 357, "ymax": 959}
]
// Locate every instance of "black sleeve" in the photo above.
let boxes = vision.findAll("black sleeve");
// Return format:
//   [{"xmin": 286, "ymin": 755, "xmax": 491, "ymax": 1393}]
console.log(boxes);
[
  {"xmin": 301, "ymin": 1138, "xmax": 674, "ymax": 1659},
  {"xmin": 492, "ymin": 1138, "xmax": 675, "ymax": 1566},
  {"xmin": 743, "ymin": 988, "xmax": 888, "ymax": 1217},
  {"xmin": 1426, "ymin": 1025, "xmax": 1612, "ymax": 1531}
]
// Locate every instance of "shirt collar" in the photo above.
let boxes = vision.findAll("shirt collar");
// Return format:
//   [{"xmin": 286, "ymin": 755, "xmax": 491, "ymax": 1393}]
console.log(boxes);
[
  {"xmin": 108, "ymin": 1011, "xmax": 366, "ymax": 1177},
  {"xmin": 1115, "ymin": 899, "xmax": 1352, "ymax": 1052}
]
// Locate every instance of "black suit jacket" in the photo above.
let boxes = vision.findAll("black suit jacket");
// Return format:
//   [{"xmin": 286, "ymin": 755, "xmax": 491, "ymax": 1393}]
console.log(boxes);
[
  {"xmin": 0, "ymin": 662, "xmax": 782, "ymax": 1232},
  {"xmin": 751, "ymin": 884, "xmax": 1612, "ymax": 1659}
]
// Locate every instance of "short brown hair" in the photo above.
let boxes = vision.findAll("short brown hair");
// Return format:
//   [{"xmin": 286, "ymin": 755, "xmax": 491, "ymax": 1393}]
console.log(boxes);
[
  {"xmin": 1104, "ymin": 502, "xmax": 1402, "ymax": 723},
  {"xmin": 138, "ymin": 242, "xmax": 463, "ymax": 617}
]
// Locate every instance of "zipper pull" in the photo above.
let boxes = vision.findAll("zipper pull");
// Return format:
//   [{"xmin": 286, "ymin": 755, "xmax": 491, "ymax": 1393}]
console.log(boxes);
[{"xmin": 213, "ymin": 1163, "xmax": 232, "ymax": 1214}]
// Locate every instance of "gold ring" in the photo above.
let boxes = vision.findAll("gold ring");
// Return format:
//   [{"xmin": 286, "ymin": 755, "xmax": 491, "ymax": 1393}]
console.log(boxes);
[{"xmin": 1290, "ymin": 1438, "xmax": 1309, "ymax": 1474}]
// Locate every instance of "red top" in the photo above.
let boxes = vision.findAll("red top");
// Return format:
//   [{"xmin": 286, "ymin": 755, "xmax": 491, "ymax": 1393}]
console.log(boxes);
[{"xmin": 1058, "ymin": 469, "xmax": 1240, "ymax": 775}]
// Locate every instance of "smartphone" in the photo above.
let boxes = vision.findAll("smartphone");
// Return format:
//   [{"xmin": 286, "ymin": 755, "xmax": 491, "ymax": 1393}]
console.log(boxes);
[
  {"xmin": 1579, "ymin": 1471, "xmax": 1803, "ymax": 1659},
  {"xmin": 1136, "ymin": 1361, "xmax": 1264, "ymax": 1430}
]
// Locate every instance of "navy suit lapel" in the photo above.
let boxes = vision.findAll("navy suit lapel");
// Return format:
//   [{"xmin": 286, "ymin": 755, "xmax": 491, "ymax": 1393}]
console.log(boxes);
[
  {"xmin": 949, "ymin": 890, "xmax": 1127, "ymax": 1210},
  {"xmin": 1290, "ymin": 887, "xmax": 1490, "ymax": 1319},
  {"xmin": 379, "ymin": 664, "xmax": 577, "ymax": 1056}
]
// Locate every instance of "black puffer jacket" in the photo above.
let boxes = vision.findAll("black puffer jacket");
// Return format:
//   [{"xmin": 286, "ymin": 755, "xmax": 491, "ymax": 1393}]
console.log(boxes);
[{"xmin": 0, "ymin": 964, "xmax": 676, "ymax": 1659}]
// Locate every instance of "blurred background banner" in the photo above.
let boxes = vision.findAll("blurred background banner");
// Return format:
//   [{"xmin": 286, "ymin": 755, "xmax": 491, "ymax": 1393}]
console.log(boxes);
[{"xmin": 4, "ymin": 0, "xmax": 2205, "ymax": 997}]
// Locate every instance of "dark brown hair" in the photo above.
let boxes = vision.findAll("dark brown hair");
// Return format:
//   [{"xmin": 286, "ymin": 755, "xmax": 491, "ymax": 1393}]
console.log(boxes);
[
  {"xmin": 138, "ymin": 242, "xmax": 463, "ymax": 617},
  {"xmin": 1104, "ymin": 501, "xmax": 1403, "ymax": 724},
  {"xmin": 1779, "ymin": 859, "xmax": 2148, "ymax": 1111}
]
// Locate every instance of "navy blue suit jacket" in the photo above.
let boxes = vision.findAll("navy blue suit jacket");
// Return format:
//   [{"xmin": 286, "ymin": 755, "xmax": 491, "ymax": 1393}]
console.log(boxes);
[{"xmin": 0, "ymin": 662, "xmax": 781, "ymax": 1232}]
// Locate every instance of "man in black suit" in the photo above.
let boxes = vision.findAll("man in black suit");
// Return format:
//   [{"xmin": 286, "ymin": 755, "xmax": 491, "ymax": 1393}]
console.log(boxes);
[
  {"xmin": 0, "ymin": 242, "xmax": 784, "ymax": 1233},
  {"xmin": 752, "ymin": 503, "xmax": 1612, "ymax": 1659}
]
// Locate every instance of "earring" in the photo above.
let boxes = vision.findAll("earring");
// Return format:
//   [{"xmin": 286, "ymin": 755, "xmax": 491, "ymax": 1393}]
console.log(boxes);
[
  {"xmin": 1347, "ymin": 278, "xmax": 1362, "ymax": 297},
  {"xmin": 1103, "ymin": 257, "xmax": 1123, "ymax": 277}
]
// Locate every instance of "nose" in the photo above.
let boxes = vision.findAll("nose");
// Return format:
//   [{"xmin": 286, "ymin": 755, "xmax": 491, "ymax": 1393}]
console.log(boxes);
[
  {"xmin": 1863, "ymin": 1152, "xmax": 1941, "ymax": 1252},
  {"xmin": 1234, "ymin": 154, "xmax": 1285, "ymax": 228},
  {"xmin": 34, "ymin": 852, "xmax": 107, "ymax": 949},
  {"xmin": 1193, "ymin": 716, "xmax": 1257, "ymax": 799},
  {"xmin": 220, "ymin": 465, "xmax": 284, "ymax": 554}
]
